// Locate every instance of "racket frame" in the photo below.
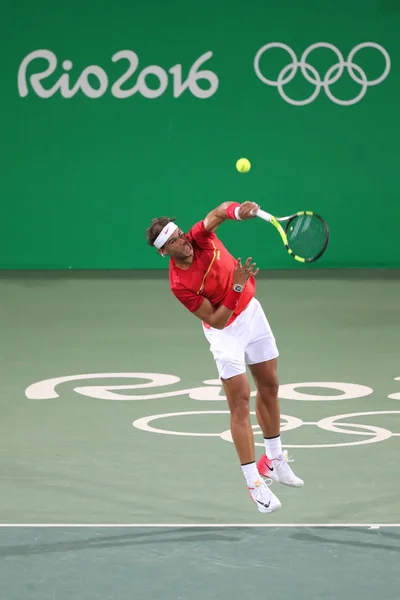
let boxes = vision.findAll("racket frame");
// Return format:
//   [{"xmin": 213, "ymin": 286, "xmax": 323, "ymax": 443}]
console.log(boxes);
[{"xmin": 254, "ymin": 208, "xmax": 329, "ymax": 263}]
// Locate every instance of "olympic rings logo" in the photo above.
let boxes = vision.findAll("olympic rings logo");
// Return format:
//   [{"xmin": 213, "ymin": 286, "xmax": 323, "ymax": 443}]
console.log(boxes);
[
  {"xmin": 254, "ymin": 42, "xmax": 391, "ymax": 106},
  {"xmin": 132, "ymin": 410, "xmax": 400, "ymax": 450}
]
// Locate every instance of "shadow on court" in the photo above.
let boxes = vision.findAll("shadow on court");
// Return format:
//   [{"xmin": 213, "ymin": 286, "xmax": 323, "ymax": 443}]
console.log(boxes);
[
  {"xmin": 2, "ymin": 526, "xmax": 400, "ymax": 560},
  {"xmin": 291, "ymin": 527, "xmax": 400, "ymax": 553},
  {"xmin": 0, "ymin": 527, "xmax": 246, "ymax": 558},
  {"xmin": 2, "ymin": 527, "xmax": 400, "ymax": 600}
]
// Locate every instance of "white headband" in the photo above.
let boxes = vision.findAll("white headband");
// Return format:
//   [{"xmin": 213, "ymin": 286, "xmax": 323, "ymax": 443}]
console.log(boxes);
[{"xmin": 153, "ymin": 222, "xmax": 178, "ymax": 249}]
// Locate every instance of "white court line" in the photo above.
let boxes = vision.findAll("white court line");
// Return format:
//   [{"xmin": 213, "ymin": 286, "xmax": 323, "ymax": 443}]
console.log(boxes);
[{"xmin": 0, "ymin": 523, "xmax": 399, "ymax": 528}]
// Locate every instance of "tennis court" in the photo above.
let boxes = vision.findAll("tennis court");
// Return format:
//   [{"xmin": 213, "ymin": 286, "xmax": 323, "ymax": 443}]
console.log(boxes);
[
  {"xmin": 1, "ymin": 269, "xmax": 400, "ymax": 599},
  {"xmin": 3, "ymin": 0, "xmax": 400, "ymax": 596}
]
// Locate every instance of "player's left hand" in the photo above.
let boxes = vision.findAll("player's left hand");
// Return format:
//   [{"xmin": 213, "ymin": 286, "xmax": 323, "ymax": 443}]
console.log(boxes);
[{"xmin": 238, "ymin": 201, "xmax": 259, "ymax": 220}]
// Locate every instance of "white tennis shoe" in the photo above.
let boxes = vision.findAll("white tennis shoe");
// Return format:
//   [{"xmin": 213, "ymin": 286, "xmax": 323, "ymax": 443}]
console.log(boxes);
[
  {"xmin": 257, "ymin": 451, "xmax": 304, "ymax": 487},
  {"xmin": 248, "ymin": 478, "xmax": 281, "ymax": 514}
]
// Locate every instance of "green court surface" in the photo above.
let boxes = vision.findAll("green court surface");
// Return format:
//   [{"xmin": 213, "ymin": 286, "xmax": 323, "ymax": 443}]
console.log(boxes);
[
  {"xmin": 1, "ymin": 526, "xmax": 400, "ymax": 600},
  {"xmin": 1, "ymin": 270, "xmax": 400, "ymax": 598}
]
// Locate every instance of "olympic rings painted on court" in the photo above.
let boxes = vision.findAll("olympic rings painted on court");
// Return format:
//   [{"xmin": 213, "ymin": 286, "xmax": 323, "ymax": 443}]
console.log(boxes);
[
  {"xmin": 277, "ymin": 382, "xmax": 373, "ymax": 401},
  {"xmin": 388, "ymin": 377, "xmax": 400, "ymax": 400},
  {"xmin": 254, "ymin": 42, "xmax": 390, "ymax": 105},
  {"xmin": 133, "ymin": 411, "xmax": 229, "ymax": 437},
  {"xmin": 220, "ymin": 415, "xmax": 304, "ymax": 444},
  {"xmin": 133, "ymin": 411, "xmax": 302, "ymax": 438},
  {"xmin": 132, "ymin": 410, "xmax": 400, "ymax": 449}
]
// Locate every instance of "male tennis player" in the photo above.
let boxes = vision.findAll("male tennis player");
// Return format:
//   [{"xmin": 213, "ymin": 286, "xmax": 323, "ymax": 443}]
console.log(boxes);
[{"xmin": 146, "ymin": 201, "xmax": 303, "ymax": 514}]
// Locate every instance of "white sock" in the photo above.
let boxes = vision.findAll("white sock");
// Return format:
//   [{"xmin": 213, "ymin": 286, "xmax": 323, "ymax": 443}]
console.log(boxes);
[
  {"xmin": 241, "ymin": 462, "xmax": 262, "ymax": 487},
  {"xmin": 264, "ymin": 435, "xmax": 282, "ymax": 460}
]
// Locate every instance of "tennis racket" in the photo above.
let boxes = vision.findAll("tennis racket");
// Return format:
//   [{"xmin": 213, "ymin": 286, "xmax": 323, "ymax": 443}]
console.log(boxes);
[{"xmin": 252, "ymin": 208, "xmax": 329, "ymax": 263}]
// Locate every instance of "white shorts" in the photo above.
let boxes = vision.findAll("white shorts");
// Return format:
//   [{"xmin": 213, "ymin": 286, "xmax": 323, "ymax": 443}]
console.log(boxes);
[{"xmin": 202, "ymin": 297, "xmax": 279, "ymax": 379}]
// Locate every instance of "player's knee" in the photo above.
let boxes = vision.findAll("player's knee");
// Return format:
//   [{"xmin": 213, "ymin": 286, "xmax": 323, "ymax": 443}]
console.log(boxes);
[
  {"xmin": 258, "ymin": 380, "xmax": 279, "ymax": 401},
  {"xmin": 225, "ymin": 389, "xmax": 250, "ymax": 420},
  {"xmin": 231, "ymin": 401, "xmax": 250, "ymax": 423}
]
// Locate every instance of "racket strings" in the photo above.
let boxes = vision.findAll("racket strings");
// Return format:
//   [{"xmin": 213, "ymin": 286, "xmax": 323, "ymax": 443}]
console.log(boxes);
[{"xmin": 286, "ymin": 215, "xmax": 328, "ymax": 261}]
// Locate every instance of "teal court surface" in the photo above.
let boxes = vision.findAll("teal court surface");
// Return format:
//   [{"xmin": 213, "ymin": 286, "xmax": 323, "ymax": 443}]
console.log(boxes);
[{"xmin": 1, "ymin": 270, "xmax": 400, "ymax": 599}]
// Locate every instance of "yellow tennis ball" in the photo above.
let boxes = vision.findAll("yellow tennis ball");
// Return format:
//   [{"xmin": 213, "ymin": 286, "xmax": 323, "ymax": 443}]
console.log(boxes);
[{"xmin": 236, "ymin": 158, "xmax": 251, "ymax": 173}]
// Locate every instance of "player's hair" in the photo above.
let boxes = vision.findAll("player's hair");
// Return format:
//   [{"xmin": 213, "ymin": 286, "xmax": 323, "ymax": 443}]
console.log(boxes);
[{"xmin": 145, "ymin": 216, "xmax": 177, "ymax": 247}]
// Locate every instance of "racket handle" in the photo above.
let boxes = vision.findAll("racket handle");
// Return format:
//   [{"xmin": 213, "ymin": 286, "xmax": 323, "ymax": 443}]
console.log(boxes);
[{"xmin": 251, "ymin": 207, "xmax": 273, "ymax": 222}]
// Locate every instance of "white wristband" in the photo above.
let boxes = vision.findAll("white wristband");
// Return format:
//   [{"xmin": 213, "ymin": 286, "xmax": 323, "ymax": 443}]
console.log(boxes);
[{"xmin": 234, "ymin": 206, "xmax": 242, "ymax": 221}]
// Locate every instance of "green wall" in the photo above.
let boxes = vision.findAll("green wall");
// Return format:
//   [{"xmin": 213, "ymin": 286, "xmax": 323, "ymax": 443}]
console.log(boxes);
[{"xmin": 2, "ymin": 0, "xmax": 399, "ymax": 269}]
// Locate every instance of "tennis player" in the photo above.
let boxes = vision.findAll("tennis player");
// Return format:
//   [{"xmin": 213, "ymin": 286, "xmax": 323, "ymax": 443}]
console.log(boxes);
[{"xmin": 146, "ymin": 201, "xmax": 303, "ymax": 514}]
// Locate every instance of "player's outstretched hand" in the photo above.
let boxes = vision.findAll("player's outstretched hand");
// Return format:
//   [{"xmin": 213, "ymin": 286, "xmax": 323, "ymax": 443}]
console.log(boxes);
[
  {"xmin": 238, "ymin": 201, "xmax": 259, "ymax": 220},
  {"xmin": 233, "ymin": 257, "xmax": 259, "ymax": 286}
]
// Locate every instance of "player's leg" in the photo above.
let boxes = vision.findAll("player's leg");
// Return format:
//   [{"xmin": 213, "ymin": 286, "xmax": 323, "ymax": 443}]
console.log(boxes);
[
  {"xmin": 203, "ymin": 320, "xmax": 281, "ymax": 513},
  {"xmin": 250, "ymin": 357, "xmax": 281, "ymax": 441},
  {"xmin": 245, "ymin": 301, "xmax": 304, "ymax": 487},
  {"xmin": 247, "ymin": 357, "xmax": 304, "ymax": 487},
  {"xmin": 220, "ymin": 372, "xmax": 254, "ymax": 465},
  {"xmin": 219, "ymin": 368, "xmax": 281, "ymax": 513}
]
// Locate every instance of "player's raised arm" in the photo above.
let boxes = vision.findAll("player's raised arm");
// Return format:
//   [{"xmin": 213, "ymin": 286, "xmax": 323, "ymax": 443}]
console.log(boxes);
[{"xmin": 203, "ymin": 201, "xmax": 260, "ymax": 233}]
